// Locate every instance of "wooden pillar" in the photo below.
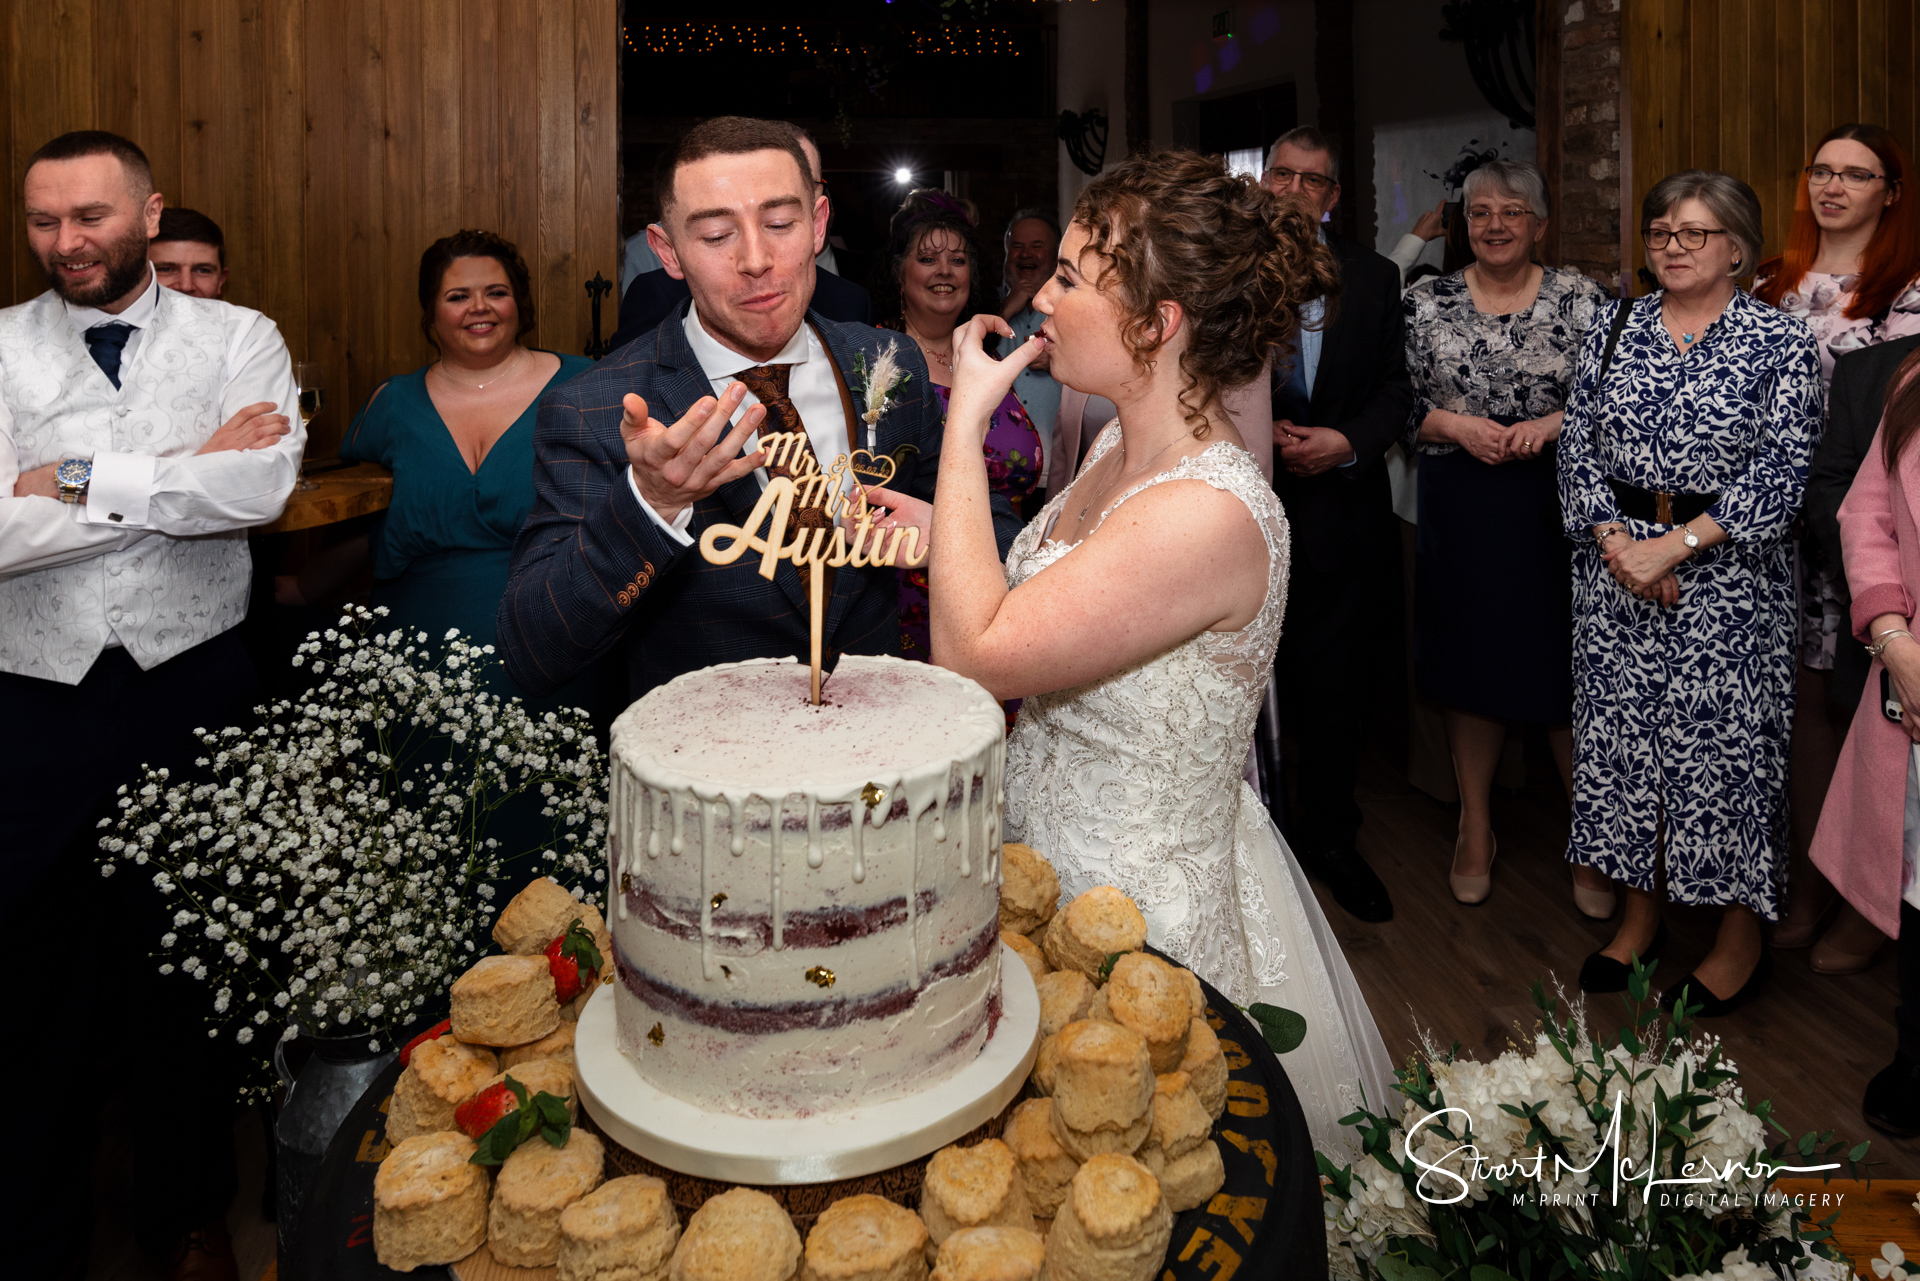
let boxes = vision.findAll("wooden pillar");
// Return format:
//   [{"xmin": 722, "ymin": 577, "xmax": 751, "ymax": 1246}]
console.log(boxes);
[
  {"xmin": 1124, "ymin": 0, "xmax": 1148, "ymax": 156},
  {"xmin": 1535, "ymin": 0, "xmax": 1563, "ymax": 268}
]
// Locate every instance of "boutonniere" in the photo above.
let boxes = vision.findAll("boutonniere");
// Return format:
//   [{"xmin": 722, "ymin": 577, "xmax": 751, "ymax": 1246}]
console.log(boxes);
[{"xmin": 852, "ymin": 341, "xmax": 913, "ymax": 431}]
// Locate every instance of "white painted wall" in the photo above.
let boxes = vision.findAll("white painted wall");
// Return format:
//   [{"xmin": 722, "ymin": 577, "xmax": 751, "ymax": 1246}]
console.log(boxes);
[{"xmin": 1056, "ymin": 0, "xmax": 1129, "ymax": 230}]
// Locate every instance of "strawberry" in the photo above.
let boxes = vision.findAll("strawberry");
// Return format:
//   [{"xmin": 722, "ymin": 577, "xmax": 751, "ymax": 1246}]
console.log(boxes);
[
  {"xmin": 397, "ymin": 1018, "xmax": 452, "ymax": 1068},
  {"xmin": 544, "ymin": 918, "xmax": 603, "ymax": 1004},
  {"xmin": 456, "ymin": 1076, "xmax": 527, "ymax": 1140}
]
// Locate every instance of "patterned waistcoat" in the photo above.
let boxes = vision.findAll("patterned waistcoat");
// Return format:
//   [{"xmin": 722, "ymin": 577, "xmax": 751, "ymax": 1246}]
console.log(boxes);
[{"xmin": 0, "ymin": 289, "xmax": 252, "ymax": 684}]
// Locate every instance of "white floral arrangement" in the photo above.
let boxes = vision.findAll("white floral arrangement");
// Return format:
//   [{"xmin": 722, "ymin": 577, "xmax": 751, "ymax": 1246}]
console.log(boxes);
[
  {"xmin": 853, "ymin": 340, "xmax": 913, "ymax": 429},
  {"xmin": 99, "ymin": 607, "xmax": 607, "ymax": 1096},
  {"xmin": 1321, "ymin": 967, "xmax": 1868, "ymax": 1281}
]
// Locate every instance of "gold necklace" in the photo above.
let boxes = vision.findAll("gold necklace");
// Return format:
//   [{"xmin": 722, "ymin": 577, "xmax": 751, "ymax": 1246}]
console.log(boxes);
[
  {"xmin": 433, "ymin": 347, "xmax": 525, "ymax": 391},
  {"xmin": 1074, "ymin": 431, "xmax": 1191, "ymax": 525},
  {"xmin": 903, "ymin": 320, "xmax": 955, "ymax": 370}
]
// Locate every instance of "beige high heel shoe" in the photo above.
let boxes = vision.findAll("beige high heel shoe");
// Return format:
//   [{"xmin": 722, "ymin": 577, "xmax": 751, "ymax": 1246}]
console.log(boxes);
[
  {"xmin": 1572, "ymin": 871, "xmax": 1618, "ymax": 921},
  {"xmin": 1450, "ymin": 835, "xmax": 1496, "ymax": 905}
]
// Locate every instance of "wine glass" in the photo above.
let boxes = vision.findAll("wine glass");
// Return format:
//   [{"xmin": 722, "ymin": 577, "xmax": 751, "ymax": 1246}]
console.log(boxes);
[{"xmin": 295, "ymin": 362, "xmax": 325, "ymax": 490}]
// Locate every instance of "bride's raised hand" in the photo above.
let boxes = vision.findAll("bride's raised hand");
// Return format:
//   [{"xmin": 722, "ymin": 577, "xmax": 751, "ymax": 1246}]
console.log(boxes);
[
  {"xmin": 858, "ymin": 485, "xmax": 932, "ymax": 566},
  {"xmin": 946, "ymin": 313, "xmax": 1044, "ymax": 440}
]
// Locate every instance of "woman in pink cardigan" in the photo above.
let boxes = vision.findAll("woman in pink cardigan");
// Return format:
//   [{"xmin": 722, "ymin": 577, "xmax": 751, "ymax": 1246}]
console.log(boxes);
[{"xmin": 1812, "ymin": 348, "xmax": 1920, "ymax": 1136}]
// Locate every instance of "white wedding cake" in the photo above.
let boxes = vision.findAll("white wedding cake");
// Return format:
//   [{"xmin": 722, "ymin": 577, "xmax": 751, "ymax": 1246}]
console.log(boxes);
[{"xmin": 605, "ymin": 655, "xmax": 1008, "ymax": 1118}]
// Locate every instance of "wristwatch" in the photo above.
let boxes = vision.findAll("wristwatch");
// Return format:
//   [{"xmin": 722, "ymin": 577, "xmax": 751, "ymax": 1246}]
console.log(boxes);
[
  {"xmin": 1678, "ymin": 522, "xmax": 1700, "ymax": 552},
  {"xmin": 54, "ymin": 457, "xmax": 92, "ymax": 504}
]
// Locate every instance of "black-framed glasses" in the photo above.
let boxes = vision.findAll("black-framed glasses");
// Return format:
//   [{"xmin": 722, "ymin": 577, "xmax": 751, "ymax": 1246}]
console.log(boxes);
[
  {"xmin": 1806, "ymin": 164, "xmax": 1887, "ymax": 189},
  {"xmin": 1642, "ymin": 227, "xmax": 1731, "ymax": 250},
  {"xmin": 1264, "ymin": 166, "xmax": 1334, "ymax": 193}
]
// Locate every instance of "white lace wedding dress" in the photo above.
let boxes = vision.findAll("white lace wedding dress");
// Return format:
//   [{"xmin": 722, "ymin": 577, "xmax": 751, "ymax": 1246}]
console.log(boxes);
[{"xmin": 1002, "ymin": 426, "xmax": 1397, "ymax": 1166}]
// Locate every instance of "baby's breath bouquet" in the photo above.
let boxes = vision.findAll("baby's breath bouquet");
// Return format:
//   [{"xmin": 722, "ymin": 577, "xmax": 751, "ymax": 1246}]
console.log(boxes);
[
  {"xmin": 1322, "ymin": 963, "xmax": 1868, "ymax": 1281},
  {"xmin": 99, "ymin": 607, "xmax": 608, "ymax": 1096}
]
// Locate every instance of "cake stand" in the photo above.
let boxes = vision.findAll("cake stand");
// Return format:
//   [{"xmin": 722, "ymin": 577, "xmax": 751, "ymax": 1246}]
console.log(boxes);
[{"xmin": 574, "ymin": 942, "xmax": 1042, "ymax": 1186}]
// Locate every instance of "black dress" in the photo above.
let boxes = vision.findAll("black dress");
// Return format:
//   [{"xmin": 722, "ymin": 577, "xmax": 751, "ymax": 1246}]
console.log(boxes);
[{"xmin": 1402, "ymin": 267, "xmax": 1610, "ymax": 723}]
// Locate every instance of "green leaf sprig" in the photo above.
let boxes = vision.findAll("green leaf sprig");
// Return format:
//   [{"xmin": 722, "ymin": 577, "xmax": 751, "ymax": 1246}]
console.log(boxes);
[
  {"xmin": 1248, "ymin": 1002, "xmax": 1308, "ymax": 1054},
  {"xmin": 561, "ymin": 917, "xmax": 602, "ymax": 976},
  {"xmin": 469, "ymin": 1074, "xmax": 574, "ymax": 1166}
]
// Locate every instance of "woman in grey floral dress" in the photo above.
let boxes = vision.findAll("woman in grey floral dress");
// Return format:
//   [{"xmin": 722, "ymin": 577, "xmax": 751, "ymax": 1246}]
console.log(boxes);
[
  {"xmin": 1559, "ymin": 171, "xmax": 1822, "ymax": 1015},
  {"xmin": 1403, "ymin": 160, "xmax": 1614, "ymax": 911}
]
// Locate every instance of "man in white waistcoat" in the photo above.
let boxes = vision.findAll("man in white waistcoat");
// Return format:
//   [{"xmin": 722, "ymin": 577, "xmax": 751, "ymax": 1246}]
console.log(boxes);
[{"xmin": 0, "ymin": 130, "xmax": 299, "ymax": 1281}]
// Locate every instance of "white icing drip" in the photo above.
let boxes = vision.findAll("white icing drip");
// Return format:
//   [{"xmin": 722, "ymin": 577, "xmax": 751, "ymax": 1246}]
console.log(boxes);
[
  {"xmin": 906, "ymin": 802, "xmax": 921, "ymax": 986},
  {"xmin": 728, "ymin": 795, "xmax": 746, "ymax": 856},
  {"xmin": 956, "ymin": 764, "xmax": 971, "ymax": 879},
  {"xmin": 770, "ymin": 795, "xmax": 785, "ymax": 951},
  {"xmin": 670, "ymin": 793, "xmax": 685, "ymax": 856},
  {"xmin": 643, "ymin": 784, "xmax": 660, "ymax": 858},
  {"xmin": 806, "ymin": 794, "xmax": 823, "ymax": 869},
  {"xmin": 699, "ymin": 798, "xmax": 716, "ymax": 981},
  {"xmin": 932, "ymin": 768, "xmax": 948, "ymax": 844},
  {"xmin": 851, "ymin": 800, "xmax": 866, "ymax": 884}
]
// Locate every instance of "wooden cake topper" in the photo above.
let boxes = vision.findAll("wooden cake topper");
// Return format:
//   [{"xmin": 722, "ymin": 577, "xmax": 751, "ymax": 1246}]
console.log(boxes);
[{"xmin": 698, "ymin": 435, "xmax": 927, "ymax": 705}]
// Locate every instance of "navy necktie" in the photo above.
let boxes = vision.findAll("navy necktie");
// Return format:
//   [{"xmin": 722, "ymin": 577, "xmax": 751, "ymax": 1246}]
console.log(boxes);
[{"xmin": 84, "ymin": 321, "xmax": 134, "ymax": 389}]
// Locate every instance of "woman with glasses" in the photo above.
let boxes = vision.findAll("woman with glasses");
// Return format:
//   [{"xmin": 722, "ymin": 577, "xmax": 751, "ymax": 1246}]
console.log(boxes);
[
  {"xmin": 1558, "ymin": 171, "xmax": 1821, "ymax": 1015},
  {"xmin": 1401, "ymin": 159, "xmax": 1615, "ymax": 911},
  {"xmin": 1753, "ymin": 124, "xmax": 1920, "ymax": 975}
]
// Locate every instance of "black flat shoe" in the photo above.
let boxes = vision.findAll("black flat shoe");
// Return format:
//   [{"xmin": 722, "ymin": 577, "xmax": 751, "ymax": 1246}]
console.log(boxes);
[
  {"xmin": 1578, "ymin": 921, "xmax": 1667, "ymax": 993},
  {"xmin": 1863, "ymin": 1053, "xmax": 1920, "ymax": 1137},
  {"xmin": 1302, "ymin": 845, "xmax": 1394, "ymax": 923},
  {"xmin": 1661, "ymin": 951, "xmax": 1772, "ymax": 1017}
]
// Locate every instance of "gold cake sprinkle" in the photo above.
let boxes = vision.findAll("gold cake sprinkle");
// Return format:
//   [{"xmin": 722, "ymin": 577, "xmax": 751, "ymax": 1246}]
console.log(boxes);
[
  {"xmin": 805, "ymin": 965, "xmax": 836, "ymax": 988},
  {"xmin": 860, "ymin": 782, "xmax": 886, "ymax": 810},
  {"xmin": 647, "ymin": 1022, "xmax": 664, "ymax": 1045}
]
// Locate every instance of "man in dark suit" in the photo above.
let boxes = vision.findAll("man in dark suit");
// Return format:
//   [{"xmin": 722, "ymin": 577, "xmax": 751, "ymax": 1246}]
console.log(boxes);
[
  {"xmin": 1262, "ymin": 126, "xmax": 1414, "ymax": 923},
  {"xmin": 498, "ymin": 116, "xmax": 1019, "ymax": 702},
  {"xmin": 607, "ymin": 125, "xmax": 873, "ymax": 353},
  {"xmin": 1808, "ymin": 333, "xmax": 1920, "ymax": 714}
]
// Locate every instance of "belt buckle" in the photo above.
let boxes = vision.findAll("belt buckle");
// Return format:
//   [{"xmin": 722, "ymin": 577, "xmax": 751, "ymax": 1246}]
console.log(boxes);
[{"xmin": 1655, "ymin": 492, "xmax": 1673, "ymax": 524}]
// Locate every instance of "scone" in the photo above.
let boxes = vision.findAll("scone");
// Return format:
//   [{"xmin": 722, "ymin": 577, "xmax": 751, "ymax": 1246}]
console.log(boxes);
[
  {"xmin": 469, "ymin": 1057, "xmax": 579, "ymax": 1127},
  {"xmin": 800, "ymin": 1194, "xmax": 930, "ymax": 1281},
  {"xmin": 490, "ymin": 1130, "xmax": 606, "ymax": 1267},
  {"xmin": 671, "ymin": 1186, "xmax": 803, "ymax": 1281},
  {"xmin": 558, "ymin": 1174, "xmax": 681, "ymax": 1281},
  {"xmin": 1135, "ymin": 1072, "xmax": 1210, "ymax": 1177},
  {"xmin": 1178, "ymin": 1018, "xmax": 1228, "ymax": 1121},
  {"xmin": 388, "ymin": 1035, "xmax": 499, "ymax": 1143},
  {"xmin": 998, "ymin": 843, "xmax": 1060, "ymax": 938},
  {"xmin": 1001, "ymin": 931, "xmax": 1048, "ymax": 985},
  {"xmin": 502, "ymin": 1020, "xmax": 578, "ymax": 1070},
  {"xmin": 1043, "ymin": 1154, "xmax": 1171, "ymax": 1281},
  {"xmin": 1154, "ymin": 1140, "xmax": 1225, "ymax": 1213},
  {"xmin": 1171, "ymin": 967, "xmax": 1207, "ymax": 1020},
  {"xmin": 496, "ymin": 877, "xmax": 597, "ymax": 954},
  {"xmin": 1034, "ymin": 971, "xmax": 1095, "ymax": 1040},
  {"xmin": 1001, "ymin": 1098, "xmax": 1079, "ymax": 1219},
  {"xmin": 919, "ymin": 1139, "xmax": 1036, "ymax": 1258},
  {"xmin": 452, "ymin": 953, "xmax": 561, "ymax": 1047},
  {"xmin": 373, "ymin": 1131, "xmax": 491, "ymax": 1271},
  {"xmin": 930, "ymin": 1225, "xmax": 1047, "ymax": 1281},
  {"xmin": 1040, "ymin": 887, "xmax": 1147, "ymax": 981},
  {"xmin": 1048, "ymin": 1020, "xmax": 1154, "ymax": 1161},
  {"xmin": 1102, "ymin": 954, "xmax": 1192, "ymax": 1073},
  {"xmin": 1030, "ymin": 1032, "xmax": 1063, "ymax": 1096}
]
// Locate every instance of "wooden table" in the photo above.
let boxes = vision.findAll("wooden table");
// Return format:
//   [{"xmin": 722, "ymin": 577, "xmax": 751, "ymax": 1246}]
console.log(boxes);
[
  {"xmin": 263, "ymin": 462, "xmax": 392, "ymax": 533},
  {"xmin": 1776, "ymin": 1179, "xmax": 1920, "ymax": 1276}
]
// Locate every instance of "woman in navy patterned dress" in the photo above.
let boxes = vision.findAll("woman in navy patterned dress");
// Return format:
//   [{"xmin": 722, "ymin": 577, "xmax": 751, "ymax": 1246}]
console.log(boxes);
[{"xmin": 1558, "ymin": 171, "xmax": 1822, "ymax": 1014}]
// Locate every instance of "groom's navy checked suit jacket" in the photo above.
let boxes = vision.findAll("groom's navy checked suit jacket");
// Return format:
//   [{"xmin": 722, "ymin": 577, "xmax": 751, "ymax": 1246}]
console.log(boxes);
[{"xmin": 497, "ymin": 305, "xmax": 1022, "ymax": 701}]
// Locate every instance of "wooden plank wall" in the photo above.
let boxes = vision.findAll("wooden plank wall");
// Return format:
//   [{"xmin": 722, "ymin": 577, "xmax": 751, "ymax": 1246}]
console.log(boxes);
[
  {"xmin": 0, "ymin": 0, "xmax": 619, "ymax": 457},
  {"xmin": 1625, "ymin": 0, "xmax": 1919, "ymax": 288}
]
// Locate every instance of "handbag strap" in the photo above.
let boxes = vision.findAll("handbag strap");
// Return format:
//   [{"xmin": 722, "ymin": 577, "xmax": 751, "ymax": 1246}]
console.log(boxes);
[{"xmin": 1595, "ymin": 296, "xmax": 1633, "ymax": 386}]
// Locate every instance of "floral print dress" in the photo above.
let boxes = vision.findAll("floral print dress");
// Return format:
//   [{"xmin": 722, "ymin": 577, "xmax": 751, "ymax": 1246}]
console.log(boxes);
[
  {"xmin": 1557, "ymin": 290, "xmax": 1822, "ymax": 917},
  {"xmin": 1766, "ymin": 271, "xmax": 1920, "ymax": 669},
  {"xmin": 897, "ymin": 383, "xmax": 1043, "ymax": 662}
]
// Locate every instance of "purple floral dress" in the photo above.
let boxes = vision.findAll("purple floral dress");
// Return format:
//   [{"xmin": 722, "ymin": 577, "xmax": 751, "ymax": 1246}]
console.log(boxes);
[{"xmin": 898, "ymin": 384, "xmax": 1043, "ymax": 666}]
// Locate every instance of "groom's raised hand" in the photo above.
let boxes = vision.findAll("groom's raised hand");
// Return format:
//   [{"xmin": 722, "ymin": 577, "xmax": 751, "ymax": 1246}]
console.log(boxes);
[{"xmin": 623, "ymin": 383, "xmax": 768, "ymax": 524}]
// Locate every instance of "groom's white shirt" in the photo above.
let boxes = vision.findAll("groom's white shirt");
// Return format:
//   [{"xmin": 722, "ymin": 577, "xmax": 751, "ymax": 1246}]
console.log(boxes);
[
  {"xmin": 0, "ymin": 268, "xmax": 302, "ymax": 683},
  {"xmin": 632, "ymin": 302, "xmax": 850, "ymax": 546}
]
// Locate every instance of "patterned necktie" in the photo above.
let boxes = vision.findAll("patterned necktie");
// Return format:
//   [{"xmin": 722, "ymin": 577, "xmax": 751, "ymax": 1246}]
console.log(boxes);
[
  {"xmin": 731, "ymin": 363, "xmax": 836, "ymax": 603},
  {"xmin": 85, "ymin": 321, "xmax": 135, "ymax": 389}
]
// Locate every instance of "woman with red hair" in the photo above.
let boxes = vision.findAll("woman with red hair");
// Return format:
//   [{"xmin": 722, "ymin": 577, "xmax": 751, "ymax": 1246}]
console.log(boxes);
[{"xmin": 1757, "ymin": 124, "xmax": 1920, "ymax": 975}]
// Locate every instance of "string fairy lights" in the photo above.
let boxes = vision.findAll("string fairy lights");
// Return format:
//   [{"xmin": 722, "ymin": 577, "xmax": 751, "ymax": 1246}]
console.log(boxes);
[{"xmin": 621, "ymin": 23, "xmax": 1025, "ymax": 57}]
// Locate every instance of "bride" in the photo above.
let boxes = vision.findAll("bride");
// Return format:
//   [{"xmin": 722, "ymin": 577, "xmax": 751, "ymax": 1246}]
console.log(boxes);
[{"xmin": 874, "ymin": 150, "xmax": 1395, "ymax": 1163}]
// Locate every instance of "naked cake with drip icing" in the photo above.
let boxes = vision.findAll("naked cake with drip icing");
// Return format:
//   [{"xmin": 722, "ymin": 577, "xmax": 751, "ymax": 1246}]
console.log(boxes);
[{"xmin": 606, "ymin": 655, "xmax": 1008, "ymax": 1118}]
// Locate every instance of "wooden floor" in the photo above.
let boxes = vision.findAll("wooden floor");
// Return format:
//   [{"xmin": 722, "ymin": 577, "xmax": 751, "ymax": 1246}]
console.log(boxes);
[{"xmin": 1321, "ymin": 738, "xmax": 1920, "ymax": 1177}]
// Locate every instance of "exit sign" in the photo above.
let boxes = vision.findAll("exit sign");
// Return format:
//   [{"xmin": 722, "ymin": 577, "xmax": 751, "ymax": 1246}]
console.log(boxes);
[{"xmin": 1212, "ymin": 8, "xmax": 1234, "ymax": 38}]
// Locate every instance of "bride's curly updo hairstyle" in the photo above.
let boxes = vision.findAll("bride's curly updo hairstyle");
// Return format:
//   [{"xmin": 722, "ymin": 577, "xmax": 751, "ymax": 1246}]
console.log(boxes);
[{"xmin": 1070, "ymin": 149, "xmax": 1340, "ymax": 437}]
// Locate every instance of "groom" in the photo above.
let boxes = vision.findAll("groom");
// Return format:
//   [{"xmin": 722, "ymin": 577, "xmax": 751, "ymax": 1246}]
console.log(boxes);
[{"xmin": 498, "ymin": 117, "xmax": 1021, "ymax": 701}]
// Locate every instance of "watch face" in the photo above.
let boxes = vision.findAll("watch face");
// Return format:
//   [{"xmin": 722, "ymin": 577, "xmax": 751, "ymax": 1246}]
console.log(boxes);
[{"xmin": 55, "ymin": 458, "xmax": 90, "ymax": 487}]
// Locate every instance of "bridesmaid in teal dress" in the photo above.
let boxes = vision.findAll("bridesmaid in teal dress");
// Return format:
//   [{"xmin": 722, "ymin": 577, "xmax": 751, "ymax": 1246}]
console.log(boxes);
[{"xmin": 341, "ymin": 229, "xmax": 600, "ymax": 717}]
